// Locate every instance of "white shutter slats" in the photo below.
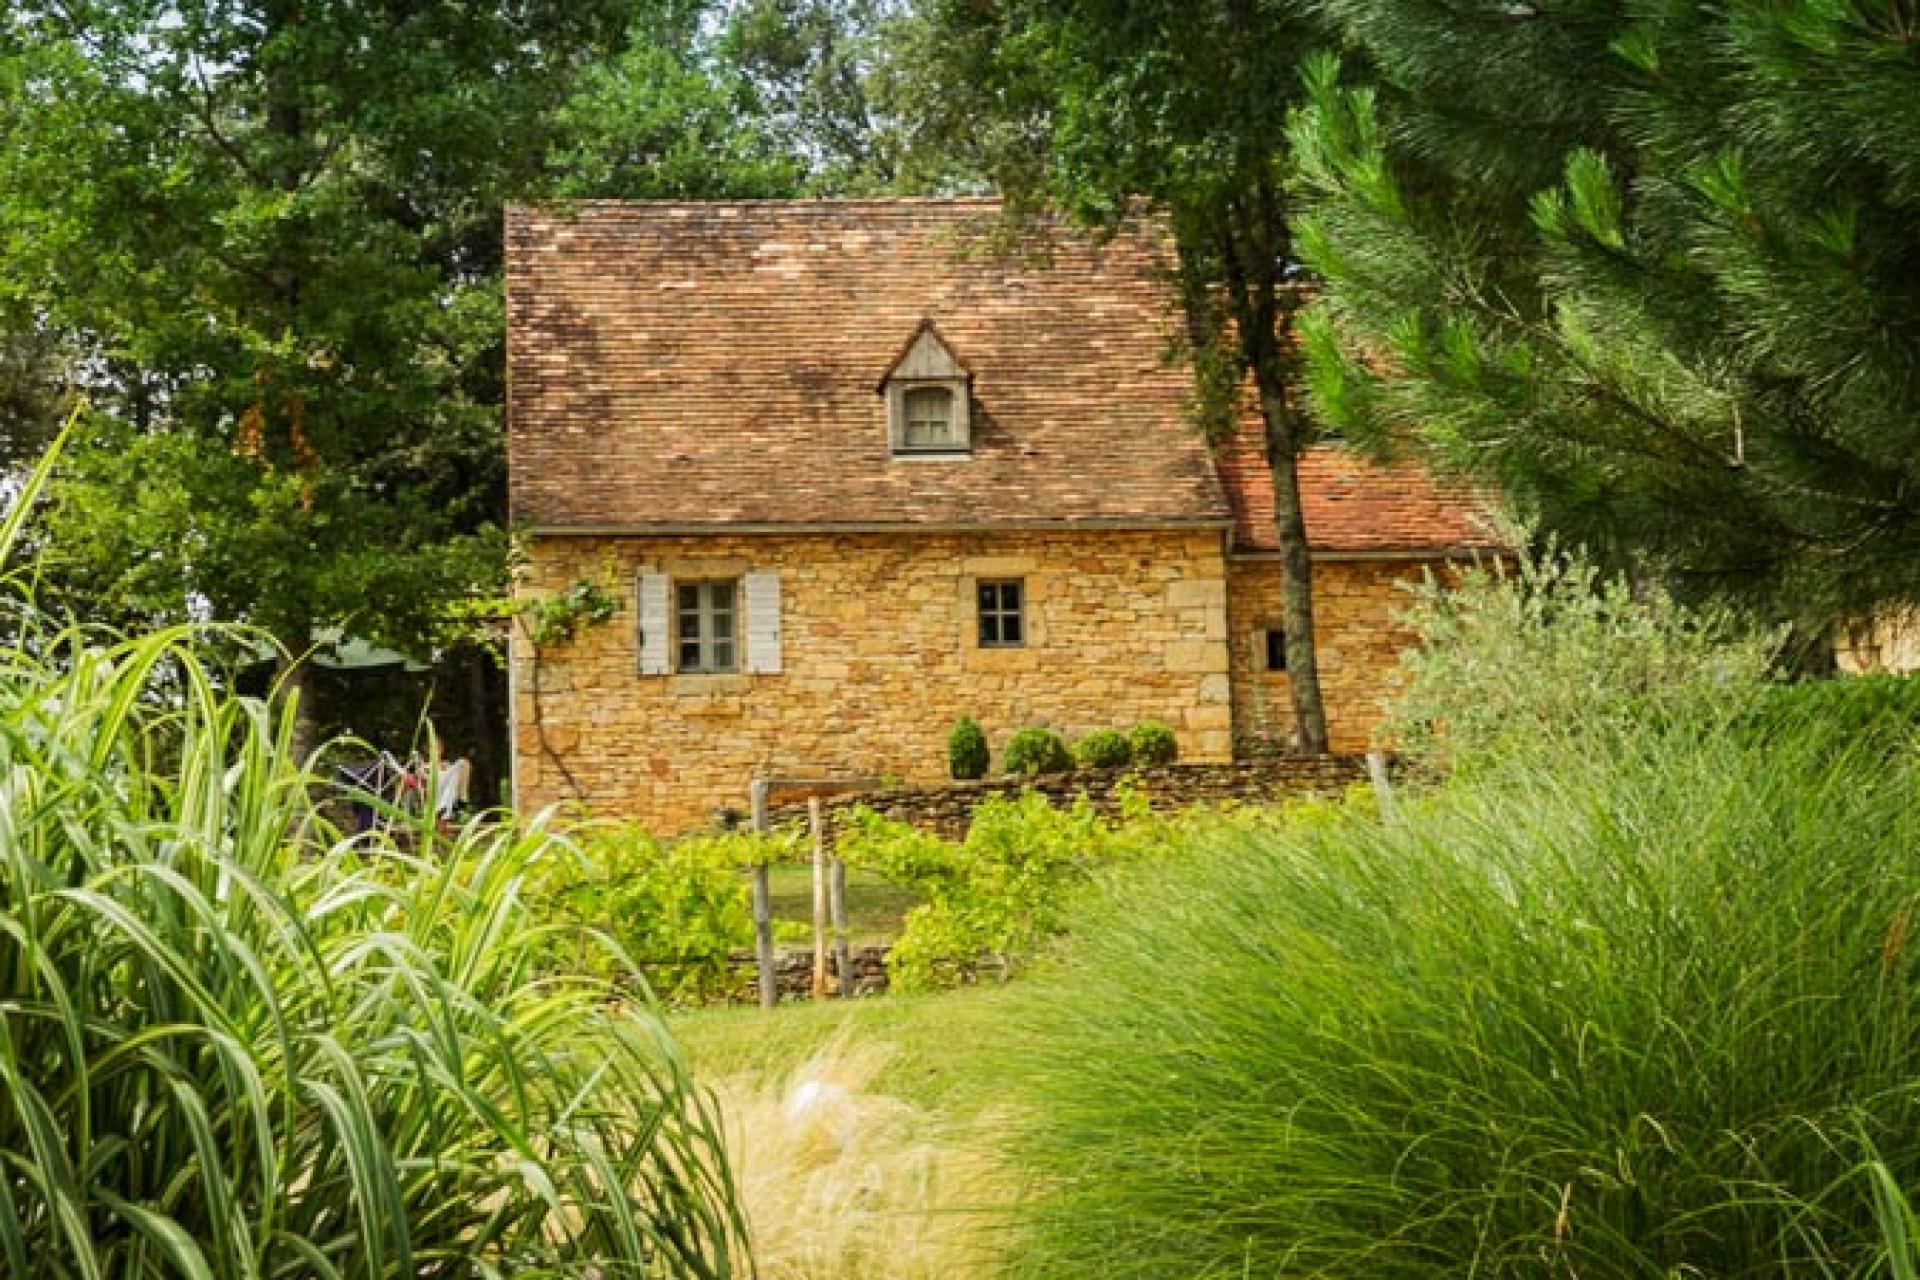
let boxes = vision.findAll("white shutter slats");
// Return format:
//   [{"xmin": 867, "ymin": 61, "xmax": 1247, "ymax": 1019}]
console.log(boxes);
[
  {"xmin": 636, "ymin": 571, "xmax": 669, "ymax": 675},
  {"xmin": 743, "ymin": 571, "xmax": 782, "ymax": 674}
]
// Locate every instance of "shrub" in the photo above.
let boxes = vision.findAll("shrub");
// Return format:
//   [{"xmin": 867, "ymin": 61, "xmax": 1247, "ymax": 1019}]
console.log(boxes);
[
  {"xmin": 948, "ymin": 714, "xmax": 991, "ymax": 780},
  {"xmin": 530, "ymin": 824, "xmax": 778, "ymax": 1003},
  {"xmin": 1392, "ymin": 539, "xmax": 1777, "ymax": 770},
  {"xmin": 838, "ymin": 784, "xmax": 1300, "ymax": 990},
  {"xmin": 0, "ymin": 441, "xmax": 743, "ymax": 1276},
  {"xmin": 1002, "ymin": 726, "xmax": 1073, "ymax": 776},
  {"xmin": 1126, "ymin": 719, "xmax": 1178, "ymax": 764},
  {"xmin": 1072, "ymin": 728, "xmax": 1133, "ymax": 769},
  {"xmin": 994, "ymin": 718, "xmax": 1920, "ymax": 1278}
]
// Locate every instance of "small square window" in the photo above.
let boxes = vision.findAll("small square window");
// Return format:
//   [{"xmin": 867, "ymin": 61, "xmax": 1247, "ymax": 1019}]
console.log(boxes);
[
  {"xmin": 676, "ymin": 579, "xmax": 739, "ymax": 673},
  {"xmin": 978, "ymin": 579, "xmax": 1025, "ymax": 648},
  {"xmin": 901, "ymin": 386, "xmax": 960, "ymax": 450},
  {"xmin": 1262, "ymin": 627, "xmax": 1287, "ymax": 672}
]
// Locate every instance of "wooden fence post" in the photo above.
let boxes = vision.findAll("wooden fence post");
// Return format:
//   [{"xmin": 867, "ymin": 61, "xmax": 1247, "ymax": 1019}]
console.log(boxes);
[
  {"xmin": 830, "ymin": 852, "xmax": 853, "ymax": 1000},
  {"xmin": 1366, "ymin": 751, "xmax": 1399, "ymax": 826},
  {"xmin": 809, "ymin": 798, "xmax": 829, "ymax": 1001},
  {"xmin": 750, "ymin": 777, "xmax": 777, "ymax": 1010}
]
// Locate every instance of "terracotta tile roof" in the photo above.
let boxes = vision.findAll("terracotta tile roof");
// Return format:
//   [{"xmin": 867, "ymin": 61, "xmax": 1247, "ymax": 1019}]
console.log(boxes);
[
  {"xmin": 507, "ymin": 199, "xmax": 1228, "ymax": 532},
  {"xmin": 506, "ymin": 198, "xmax": 1500, "ymax": 552},
  {"xmin": 1216, "ymin": 418, "xmax": 1505, "ymax": 554}
]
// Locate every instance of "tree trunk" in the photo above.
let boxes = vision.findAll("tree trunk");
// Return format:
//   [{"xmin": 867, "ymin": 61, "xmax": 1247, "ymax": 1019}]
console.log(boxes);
[
  {"xmin": 278, "ymin": 651, "xmax": 321, "ymax": 764},
  {"xmin": 1259, "ymin": 381, "xmax": 1331, "ymax": 755},
  {"xmin": 1207, "ymin": 190, "xmax": 1333, "ymax": 757}
]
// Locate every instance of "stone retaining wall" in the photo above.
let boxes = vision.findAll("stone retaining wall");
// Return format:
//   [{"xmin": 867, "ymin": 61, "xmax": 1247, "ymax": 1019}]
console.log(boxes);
[
  {"xmin": 727, "ymin": 945, "xmax": 893, "ymax": 1002},
  {"xmin": 781, "ymin": 756, "xmax": 1372, "ymax": 841}
]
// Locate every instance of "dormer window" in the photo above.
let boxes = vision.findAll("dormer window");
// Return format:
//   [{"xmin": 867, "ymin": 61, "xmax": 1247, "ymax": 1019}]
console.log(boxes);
[
  {"xmin": 880, "ymin": 319, "xmax": 972, "ymax": 456},
  {"xmin": 902, "ymin": 386, "xmax": 960, "ymax": 450}
]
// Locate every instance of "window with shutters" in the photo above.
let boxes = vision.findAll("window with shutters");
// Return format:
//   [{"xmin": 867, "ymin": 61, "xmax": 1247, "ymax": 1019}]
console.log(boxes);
[{"xmin": 675, "ymin": 579, "xmax": 738, "ymax": 674}]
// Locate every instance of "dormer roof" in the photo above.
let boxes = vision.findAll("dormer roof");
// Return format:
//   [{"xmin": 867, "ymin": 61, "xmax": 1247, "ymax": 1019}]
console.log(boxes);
[{"xmin": 876, "ymin": 319, "xmax": 971, "ymax": 393}]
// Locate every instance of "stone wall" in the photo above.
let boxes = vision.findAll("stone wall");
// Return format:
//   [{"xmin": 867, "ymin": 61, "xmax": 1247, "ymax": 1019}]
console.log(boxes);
[
  {"xmin": 1227, "ymin": 557, "xmax": 1451, "ymax": 755},
  {"xmin": 514, "ymin": 528, "xmax": 1236, "ymax": 832},
  {"xmin": 724, "ymin": 946, "xmax": 893, "ymax": 1002},
  {"xmin": 788, "ymin": 756, "xmax": 1373, "ymax": 840}
]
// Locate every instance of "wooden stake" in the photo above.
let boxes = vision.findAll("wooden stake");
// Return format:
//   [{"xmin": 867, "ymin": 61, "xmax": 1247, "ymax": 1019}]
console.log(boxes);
[
  {"xmin": 810, "ymin": 798, "xmax": 829, "ymax": 1001},
  {"xmin": 830, "ymin": 852, "xmax": 853, "ymax": 999},
  {"xmin": 1366, "ymin": 751, "xmax": 1398, "ymax": 826},
  {"xmin": 750, "ymin": 777, "xmax": 777, "ymax": 1010}
]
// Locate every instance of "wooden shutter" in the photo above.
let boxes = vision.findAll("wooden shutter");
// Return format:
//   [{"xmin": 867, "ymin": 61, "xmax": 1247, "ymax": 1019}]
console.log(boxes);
[
  {"xmin": 743, "ymin": 571, "xmax": 782, "ymax": 674},
  {"xmin": 636, "ymin": 571, "xmax": 669, "ymax": 675}
]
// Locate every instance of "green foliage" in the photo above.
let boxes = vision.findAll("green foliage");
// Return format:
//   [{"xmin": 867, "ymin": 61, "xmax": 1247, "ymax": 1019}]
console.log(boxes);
[
  {"xmin": 948, "ymin": 714, "xmax": 991, "ymax": 780},
  {"xmin": 1391, "ymin": 541, "xmax": 1778, "ymax": 771},
  {"xmin": 838, "ymin": 785, "xmax": 1293, "ymax": 991},
  {"xmin": 1739, "ymin": 672, "xmax": 1920, "ymax": 754},
  {"xmin": 1002, "ymin": 726, "xmax": 1074, "ymax": 776},
  {"xmin": 521, "ymin": 572, "xmax": 620, "ymax": 648},
  {"xmin": 547, "ymin": 3, "xmax": 804, "ymax": 200},
  {"xmin": 1290, "ymin": 0, "xmax": 1920, "ymax": 621},
  {"xmin": 1126, "ymin": 719, "xmax": 1178, "ymax": 765},
  {"xmin": 0, "ymin": 1, "xmax": 801, "ymax": 660},
  {"xmin": 995, "ymin": 711, "xmax": 1920, "ymax": 1278},
  {"xmin": 1071, "ymin": 728, "xmax": 1133, "ymax": 769},
  {"xmin": 529, "ymin": 825, "xmax": 792, "ymax": 1004},
  {"xmin": 0, "ymin": 444, "xmax": 744, "ymax": 1275}
]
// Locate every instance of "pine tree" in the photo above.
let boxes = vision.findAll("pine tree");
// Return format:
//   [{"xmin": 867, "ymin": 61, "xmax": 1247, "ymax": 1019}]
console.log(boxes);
[{"xmin": 1290, "ymin": 0, "xmax": 1920, "ymax": 628}]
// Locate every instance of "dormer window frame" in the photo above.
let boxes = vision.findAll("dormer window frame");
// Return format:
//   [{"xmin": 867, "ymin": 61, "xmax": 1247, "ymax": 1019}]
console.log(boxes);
[
  {"xmin": 887, "ymin": 376, "xmax": 971, "ymax": 456},
  {"xmin": 879, "ymin": 319, "xmax": 974, "ymax": 459}
]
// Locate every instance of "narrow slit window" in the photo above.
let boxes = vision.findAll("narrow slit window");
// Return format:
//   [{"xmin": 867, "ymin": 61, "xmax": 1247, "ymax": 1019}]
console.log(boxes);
[
  {"xmin": 978, "ymin": 579, "xmax": 1025, "ymax": 648},
  {"xmin": 676, "ymin": 580, "xmax": 739, "ymax": 674},
  {"xmin": 1263, "ymin": 627, "xmax": 1288, "ymax": 672}
]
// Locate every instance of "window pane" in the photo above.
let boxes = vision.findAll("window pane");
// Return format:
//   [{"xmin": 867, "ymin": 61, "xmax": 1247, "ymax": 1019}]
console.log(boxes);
[
  {"xmin": 679, "ymin": 640, "xmax": 702, "ymax": 669},
  {"xmin": 710, "ymin": 581, "xmax": 735, "ymax": 612},
  {"xmin": 712, "ymin": 640, "xmax": 735, "ymax": 672},
  {"xmin": 978, "ymin": 579, "xmax": 1024, "ymax": 648},
  {"xmin": 902, "ymin": 387, "xmax": 956, "ymax": 447},
  {"xmin": 678, "ymin": 583, "xmax": 700, "ymax": 611}
]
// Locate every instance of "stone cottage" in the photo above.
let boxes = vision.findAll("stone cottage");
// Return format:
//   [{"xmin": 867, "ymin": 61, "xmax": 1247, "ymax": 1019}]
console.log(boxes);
[{"xmin": 506, "ymin": 199, "xmax": 1499, "ymax": 832}]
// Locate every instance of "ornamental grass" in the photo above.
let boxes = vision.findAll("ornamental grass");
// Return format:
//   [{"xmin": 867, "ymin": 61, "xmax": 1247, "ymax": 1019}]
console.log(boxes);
[
  {"xmin": 0, "ymin": 445, "xmax": 744, "ymax": 1277},
  {"xmin": 996, "ymin": 698, "xmax": 1920, "ymax": 1278}
]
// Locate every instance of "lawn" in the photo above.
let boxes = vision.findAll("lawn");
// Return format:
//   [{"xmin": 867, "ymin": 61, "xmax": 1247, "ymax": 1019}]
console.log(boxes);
[
  {"xmin": 672, "ymin": 986, "xmax": 1018, "ymax": 1280},
  {"xmin": 760, "ymin": 861, "xmax": 923, "ymax": 947},
  {"xmin": 672, "ymin": 982, "xmax": 1013, "ymax": 1115}
]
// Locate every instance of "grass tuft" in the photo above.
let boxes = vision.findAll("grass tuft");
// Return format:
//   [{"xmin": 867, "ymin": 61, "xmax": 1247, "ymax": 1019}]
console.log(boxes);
[
  {"xmin": 995, "ymin": 714, "xmax": 1920, "ymax": 1278},
  {"xmin": 0, "ymin": 437, "xmax": 745, "ymax": 1276}
]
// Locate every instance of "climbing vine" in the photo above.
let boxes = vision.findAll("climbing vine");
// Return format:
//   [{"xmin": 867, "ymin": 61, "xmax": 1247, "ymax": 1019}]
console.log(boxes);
[{"xmin": 519, "ymin": 574, "xmax": 618, "ymax": 648}]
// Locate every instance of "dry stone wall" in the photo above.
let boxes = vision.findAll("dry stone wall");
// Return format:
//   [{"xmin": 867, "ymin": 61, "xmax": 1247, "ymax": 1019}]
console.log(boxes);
[{"xmin": 788, "ymin": 756, "xmax": 1373, "ymax": 840}]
